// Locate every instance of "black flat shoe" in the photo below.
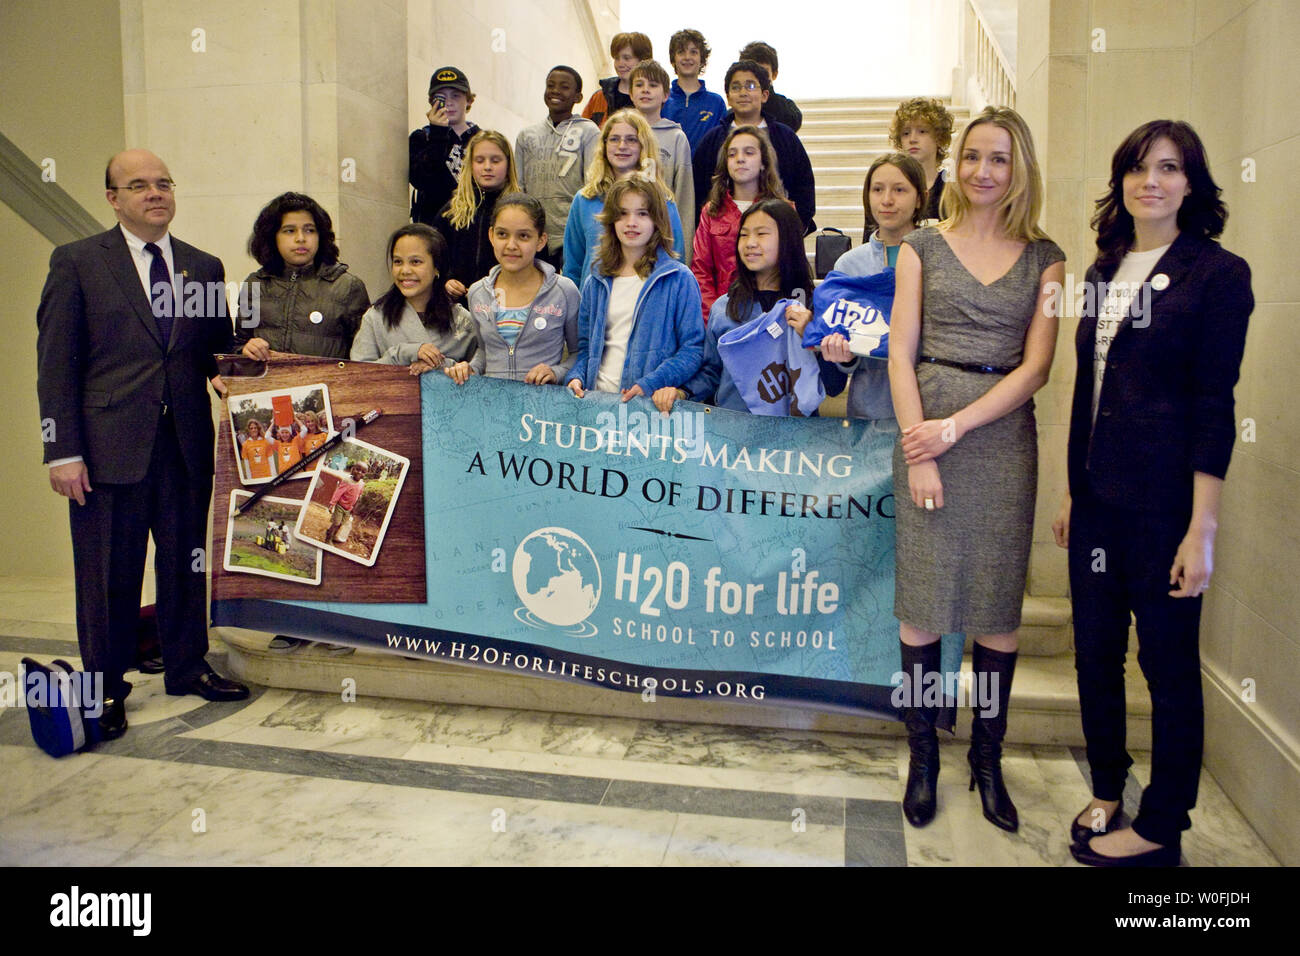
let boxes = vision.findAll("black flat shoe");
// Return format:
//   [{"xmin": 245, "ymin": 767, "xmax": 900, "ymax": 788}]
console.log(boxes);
[
  {"xmin": 136, "ymin": 653, "xmax": 165, "ymax": 674},
  {"xmin": 167, "ymin": 667, "xmax": 249, "ymax": 702},
  {"xmin": 1070, "ymin": 837, "xmax": 1179, "ymax": 868},
  {"xmin": 1071, "ymin": 799, "xmax": 1123, "ymax": 845},
  {"xmin": 98, "ymin": 698, "xmax": 127, "ymax": 741}
]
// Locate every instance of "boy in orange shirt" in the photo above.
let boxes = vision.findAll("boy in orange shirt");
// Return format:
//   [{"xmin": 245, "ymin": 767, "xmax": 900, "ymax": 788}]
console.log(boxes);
[{"xmin": 582, "ymin": 32, "xmax": 652, "ymax": 127}]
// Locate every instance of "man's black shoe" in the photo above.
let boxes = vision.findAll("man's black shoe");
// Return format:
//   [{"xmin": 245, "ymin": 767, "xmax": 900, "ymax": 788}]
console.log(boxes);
[
  {"xmin": 137, "ymin": 653, "xmax": 165, "ymax": 674},
  {"xmin": 167, "ymin": 667, "xmax": 250, "ymax": 702},
  {"xmin": 99, "ymin": 698, "xmax": 127, "ymax": 741}
]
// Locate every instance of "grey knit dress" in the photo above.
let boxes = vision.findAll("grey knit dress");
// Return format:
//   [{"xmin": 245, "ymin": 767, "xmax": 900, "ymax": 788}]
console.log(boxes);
[{"xmin": 893, "ymin": 226, "xmax": 1065, "ymax": 634}]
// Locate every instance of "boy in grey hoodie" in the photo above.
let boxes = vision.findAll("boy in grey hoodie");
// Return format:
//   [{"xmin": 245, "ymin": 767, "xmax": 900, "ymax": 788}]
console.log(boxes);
[
  {"xmin": 515, "ymin": 66, "xmax": 600, "ymax": 274},
  {"xmin": 630, "ymin": 59, "xmax": 695, "ymax": 264}
]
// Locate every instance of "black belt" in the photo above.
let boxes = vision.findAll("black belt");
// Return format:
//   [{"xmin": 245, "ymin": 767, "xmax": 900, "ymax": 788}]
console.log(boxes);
[{"xmin": 918, "ymin": 355, "xmax": 1016, "ymax": 375}]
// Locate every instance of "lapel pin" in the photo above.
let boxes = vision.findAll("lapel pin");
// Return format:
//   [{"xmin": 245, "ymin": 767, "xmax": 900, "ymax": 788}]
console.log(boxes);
[{"xmin": 1151, "ymin": 273, "xmax": 1170, "ymax": 291}]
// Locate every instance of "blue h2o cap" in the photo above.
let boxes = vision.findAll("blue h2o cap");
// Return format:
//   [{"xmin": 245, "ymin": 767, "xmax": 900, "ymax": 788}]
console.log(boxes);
[{"xmin": 429, "ymin": 66, "xmax": 471, "ymax": 97}]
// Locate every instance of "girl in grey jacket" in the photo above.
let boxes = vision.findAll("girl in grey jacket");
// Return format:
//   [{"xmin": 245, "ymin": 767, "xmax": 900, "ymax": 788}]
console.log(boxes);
[
  {"xmin": 465, "ymin": 194, "xmax": 580, "ymax": 384},
  {"xmin": 351, "ymin": 224, "xmax": 478, "ymax": 379}
]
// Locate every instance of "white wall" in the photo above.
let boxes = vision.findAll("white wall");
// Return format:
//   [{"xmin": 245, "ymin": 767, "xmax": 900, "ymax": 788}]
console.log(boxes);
[{"xmin": 619, "ymin": 0, "xmax": 960, "ymax": 99}]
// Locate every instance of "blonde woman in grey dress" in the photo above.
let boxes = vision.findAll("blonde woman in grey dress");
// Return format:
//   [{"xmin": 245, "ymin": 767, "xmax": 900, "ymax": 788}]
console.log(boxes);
[{"xmin": 887, "ymin": 107, "xmax": 1065, "ymax": 832}]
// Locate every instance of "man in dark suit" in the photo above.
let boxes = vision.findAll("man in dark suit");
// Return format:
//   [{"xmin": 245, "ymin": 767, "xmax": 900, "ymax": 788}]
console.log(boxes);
[{"xmin": 37, "ymin": 148, "xmax": 249, "ymax": 740}]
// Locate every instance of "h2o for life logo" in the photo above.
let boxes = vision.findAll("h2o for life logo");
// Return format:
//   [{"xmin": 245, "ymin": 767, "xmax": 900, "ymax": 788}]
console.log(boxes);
[
  {"xmin": 824, "ymin": 298, "xmax": 889, "ymax": 354},
  {"xmin": 511, "ymin": 527, "xmax": 602, "ymax": 636}
]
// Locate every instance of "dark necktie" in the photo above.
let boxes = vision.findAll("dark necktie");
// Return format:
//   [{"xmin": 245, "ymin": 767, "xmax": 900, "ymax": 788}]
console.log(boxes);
[{"xmin": 144, "ymin": 241, "xmax": 173, "ymax": 346}]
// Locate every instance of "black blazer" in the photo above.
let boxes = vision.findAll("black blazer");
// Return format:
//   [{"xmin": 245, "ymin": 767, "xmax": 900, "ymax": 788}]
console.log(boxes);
[
  {"xmin": 36, "ymin": 227, "xmax": 232, "ymax": 484},
  {"xmin": 1067, "ymin": 232, "xmax": 1252, "ymax": 514}
]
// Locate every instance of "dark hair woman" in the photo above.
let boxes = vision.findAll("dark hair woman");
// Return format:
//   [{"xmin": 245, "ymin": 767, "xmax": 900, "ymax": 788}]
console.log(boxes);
[
  {"xmin": 1054, "ymin": 120, "xmax": 1251, "ymax": 867},
  {"xmin": 673, "ymin": 198, "xmax": 843, "ymax": 415}
]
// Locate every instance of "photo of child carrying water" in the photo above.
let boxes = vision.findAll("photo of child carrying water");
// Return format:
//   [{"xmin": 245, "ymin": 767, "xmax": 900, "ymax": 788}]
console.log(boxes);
[{"xmin": 222, "ymin": 491, "xmax": 322, "ymax": 584}]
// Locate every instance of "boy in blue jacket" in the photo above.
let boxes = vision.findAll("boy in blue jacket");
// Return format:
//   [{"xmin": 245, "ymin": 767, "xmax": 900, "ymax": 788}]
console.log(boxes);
[{"xmin": 663, "ymin": 29, "xmax": 726, "ymax": 152}]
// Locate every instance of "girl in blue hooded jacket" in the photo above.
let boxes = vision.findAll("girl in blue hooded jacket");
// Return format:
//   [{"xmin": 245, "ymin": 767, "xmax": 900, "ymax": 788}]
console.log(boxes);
[{"xmin": 565, "ymin": 177, "xmax": 703, "ymax": 411}]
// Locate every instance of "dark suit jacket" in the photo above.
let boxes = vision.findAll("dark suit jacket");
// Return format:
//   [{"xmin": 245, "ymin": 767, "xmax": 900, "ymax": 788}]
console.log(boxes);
[
  {"xmin": 36, "ymin": 227, "xmax": 232, "ymax": 484},
  {"xmin": 691, "ymin": 110, "xmax": 816, "ymax": 232},
  {"xmin": 1067, "ymin": 232, "xmax": 1252, "ymax": 515}
]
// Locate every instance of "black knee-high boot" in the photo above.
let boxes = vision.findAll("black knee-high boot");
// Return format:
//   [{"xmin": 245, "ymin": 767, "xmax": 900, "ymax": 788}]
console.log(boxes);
[
  {"xmin": 899, "ymin": 640, "xmax": 941, "ymax": 827},
  {"xmin": 967, "ymin": 642, "xmax": 1018, "ymax": 832}
]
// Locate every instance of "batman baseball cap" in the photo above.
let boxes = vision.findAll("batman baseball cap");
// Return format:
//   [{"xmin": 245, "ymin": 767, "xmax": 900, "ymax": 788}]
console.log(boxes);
[{"xmin": 428, "ymin": 66, "xmax": 471, "ymax": 96}]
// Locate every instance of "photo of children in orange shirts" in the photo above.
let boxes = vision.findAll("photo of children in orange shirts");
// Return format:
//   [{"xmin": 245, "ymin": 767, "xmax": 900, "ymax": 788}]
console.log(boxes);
[{"xmin": 227, "ymin": 383, "xmax": 334, "ymax": 485}]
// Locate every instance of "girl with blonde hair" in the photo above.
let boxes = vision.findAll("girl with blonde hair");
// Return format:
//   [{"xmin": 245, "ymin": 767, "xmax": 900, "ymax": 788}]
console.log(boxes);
[
  {"xmin": 562, "ymin": 109, "xmax": 685, "ymax": 288},
  {"xmin": 887, "ymin": 106, "xmax": 1065, "ymax": 834},
  {"xmin": 438, "ymin": 129, "xmax": 519, "ymax": 300}
]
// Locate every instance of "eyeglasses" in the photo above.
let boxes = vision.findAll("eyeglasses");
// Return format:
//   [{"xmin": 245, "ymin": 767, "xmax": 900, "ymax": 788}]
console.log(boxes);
[
  {"xmin": 728, "ymin": 81, "xmax": 760, "ymax": 93},
  {"xmin": 108, "ymin": 180, "xmax": 176, "ymax": 194}
]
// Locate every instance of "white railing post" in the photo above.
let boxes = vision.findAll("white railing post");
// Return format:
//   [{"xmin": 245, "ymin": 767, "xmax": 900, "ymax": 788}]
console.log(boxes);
[{"xmin": 962, "ymin": 0, "xmax": 1017, "ymax": 109}]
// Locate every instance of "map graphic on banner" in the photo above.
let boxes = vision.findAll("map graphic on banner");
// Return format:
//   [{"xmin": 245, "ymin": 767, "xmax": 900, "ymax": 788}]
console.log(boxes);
[{"xmin": 213, "ymin": 373, "xmax": 964, "ymax": 719}]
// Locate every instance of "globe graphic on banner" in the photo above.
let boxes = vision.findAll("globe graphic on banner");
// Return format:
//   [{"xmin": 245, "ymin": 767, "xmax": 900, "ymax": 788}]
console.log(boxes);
[{"xmin": 512, "ymin": 528, "xmax": 602, "ymax": 627}]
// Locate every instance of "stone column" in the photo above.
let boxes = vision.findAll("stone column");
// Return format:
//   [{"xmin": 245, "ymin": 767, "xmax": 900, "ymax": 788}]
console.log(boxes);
[{"xmin": 120, "ymin": 0, "xmax": 409, "ymax": 298}]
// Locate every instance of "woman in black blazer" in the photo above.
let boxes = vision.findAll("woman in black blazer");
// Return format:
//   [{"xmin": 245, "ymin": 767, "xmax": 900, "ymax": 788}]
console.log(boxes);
[{"xmin": 1052, "ymin": 120, "xmax": 1252, "ymax": 867}]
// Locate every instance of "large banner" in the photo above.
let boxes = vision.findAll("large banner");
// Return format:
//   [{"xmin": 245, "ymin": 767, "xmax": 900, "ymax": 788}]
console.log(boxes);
[{"xmin": 213, "ymin": 368, "xmax": 963, "ymax": 719}]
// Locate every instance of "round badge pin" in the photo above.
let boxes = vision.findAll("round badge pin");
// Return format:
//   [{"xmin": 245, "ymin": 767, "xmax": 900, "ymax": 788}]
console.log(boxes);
[
  {"xmin": 1151, "ymin": 273, "xmax": 1170, "ymax": 291},
  {"xmin": 534, "ymin": 317, "xmax": 547, "ymax": 330},
  {"xmin": 309, "ymin": 310, "xmax": 324, "ymax": 324}
]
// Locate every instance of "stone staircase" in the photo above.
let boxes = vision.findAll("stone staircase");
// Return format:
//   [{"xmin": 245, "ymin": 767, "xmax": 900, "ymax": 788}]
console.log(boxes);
[{"xmin": 799, "ymin": 97, "xmax": 971, "ymax": 246}]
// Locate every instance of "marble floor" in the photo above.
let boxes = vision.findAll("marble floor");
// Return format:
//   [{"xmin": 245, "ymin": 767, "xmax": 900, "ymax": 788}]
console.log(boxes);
[{"xmin": 0, "ymin": 578, "xmax": 1279, "ymax": 867}]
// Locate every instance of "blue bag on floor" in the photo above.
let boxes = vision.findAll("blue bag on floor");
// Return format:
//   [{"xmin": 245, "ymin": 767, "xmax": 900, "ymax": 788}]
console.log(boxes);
[
  {"xmin": 803, "ymin": 268, "xmax": 896, "ymax": 358},
  {"xmin": 21, "ymin": 658, "xmax": 104, "ymax": 757}
]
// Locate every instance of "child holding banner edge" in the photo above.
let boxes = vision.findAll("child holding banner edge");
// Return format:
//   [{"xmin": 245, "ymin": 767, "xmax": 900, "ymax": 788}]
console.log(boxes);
[
  {"xmin": 351, "ymin": 223, "xmax": 478, "ymax": 383},
  {"xmin": 670, "ymin": 199, "xmax": 828, "ymax": 415},
  {"xmin": 565, "ymin": 177, "xmax": 703, "ymax": 410},
  {"xmin": 465, "ymin": 193, "xmax": 580, "ymax": 384}
]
